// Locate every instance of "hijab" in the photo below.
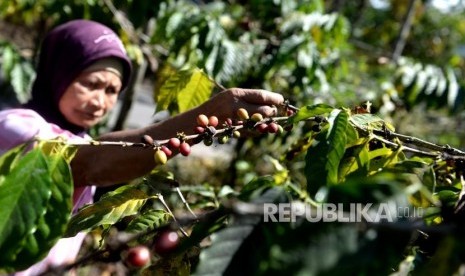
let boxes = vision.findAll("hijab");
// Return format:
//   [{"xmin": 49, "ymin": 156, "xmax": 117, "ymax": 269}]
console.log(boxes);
[{"xmin": 24, "ymin": 19, "xmax": 132, "ymax": 135}]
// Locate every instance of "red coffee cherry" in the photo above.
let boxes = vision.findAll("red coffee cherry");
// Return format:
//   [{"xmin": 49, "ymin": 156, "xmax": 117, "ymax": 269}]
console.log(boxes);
[
  {"xmin": 160, "ymin": 145, "xmax": 172, "ymax": 157},
  {"xmin": 179, "ymin": 142, "xmax": 191, "ymax": 156},
  {"xmin": 255, "ymin": 123, "xmax": 268, "ymax": 133},
  {"xmin": 125, "ymin": 245, "xmax": 151, "ymax": 268},
  {"xmin": 168, "ymin": 137, "xmax": 181, "ymax": 149},
  {"xmin": 194, "ymin": 126, "xmax": 205, "ymax": 134},
  {"xmin": 196, "ymin": 114, "xmax": 209, "ymax": 127},
  {"xmin": 153, "ymin": 231, "xmax": 179, "ymax": 255},
  {"xmin": 209, "ymin": 116, "xmax": 219, "ymax": 127},
  {"xmin": 267, "ymin": 122, "xmax": 279, "ymax": 133}
]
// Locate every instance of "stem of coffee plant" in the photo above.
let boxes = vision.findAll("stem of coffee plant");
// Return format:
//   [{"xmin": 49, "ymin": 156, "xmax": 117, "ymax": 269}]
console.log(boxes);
[{"xmin": 36, "ymin": 103, "xmax": 465, "ymax": 163}]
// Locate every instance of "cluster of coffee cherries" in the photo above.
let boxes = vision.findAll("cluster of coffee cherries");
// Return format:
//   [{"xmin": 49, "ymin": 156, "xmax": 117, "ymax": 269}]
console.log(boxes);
[
  {"xmin": 147, "ymin": 135, "xmax": 192, "ymax": 166},
  {"xmin": 141, "ymin": 133, "xmax": 189, "ymax": 165},
  {"xmin": 236, "ymin": 108, "xmax": 285, "ymax": 134},
  {"xmin": 190, "ymin": 108, "xmax": 292, "ymax": 147},
  {"xmin": 146, "ymin": 106, "xmax": 295, "ymax": 166}
]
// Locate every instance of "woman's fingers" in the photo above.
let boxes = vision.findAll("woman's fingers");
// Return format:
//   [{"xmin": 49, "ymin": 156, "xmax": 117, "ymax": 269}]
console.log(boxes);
[
  {"xmin": 235, "ymin": 102, "xmax": 279, "ymax": 117},
  {"xmin": 224, "ymin": 88, "xmax": 284, "ymax": 118},
  {"xmin": 201, "ymin": 88, "xmax": 284, "ymax": 120},
  {"xmin": 229, "ymin": 88, "xmax": 284, "ymax": 106}
]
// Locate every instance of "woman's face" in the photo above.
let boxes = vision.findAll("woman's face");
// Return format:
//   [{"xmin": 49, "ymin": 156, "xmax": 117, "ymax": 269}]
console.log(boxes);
[{"xmin": 59, "ymin": 70, "xmax": 122, "ymax": 128}]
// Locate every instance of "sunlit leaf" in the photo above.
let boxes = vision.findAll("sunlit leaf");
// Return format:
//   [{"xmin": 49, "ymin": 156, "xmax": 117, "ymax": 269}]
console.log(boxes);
[
  {"xmin": 1, "ymin": 45, "xmax": 15, "ymax": 76},
  {"xmin": 8, "ymin": 152, "xmax": 73, "ymax": 270},
  {"xmin": 156, "ymin": 69, "xmax": 193, "ymax": 113},
  {"xmin": 177, "ymin": 68, "xmax": 214, "ymax": 112},
  {"xmin": 156, "ymin": 68, "xmax": 214, "ymax": 114},
  {"xmin": 290, "ymin": 103, "xmax": 334, "ymax": 123},
  {"xmin": 0, "ymin": 149, "xmax": 52, "ymax": 268},
  {"xmin": 213, "ymin": 40, "xmax": 254, "ymax": 84},
  {"xmin": 338, "ymin": 138, "xmax": 370, "ymax": 180},
  {"xmin": 65, "ymin": 186, "xmax": 153, "ymax": 237},
  {"xmin": 10, "ymin": 62, "xmax": 34, "ymax": 103},
  {"xmin": 0, "ymin": 148, "xmax": 72, "ymax": 271},
  {"xmin": 446, "ymin": 67, "xmax": 459, "ymax": 108},
  {"xmin": 350, "ymin": 113, "xmax": 394, "ymax": 131}
]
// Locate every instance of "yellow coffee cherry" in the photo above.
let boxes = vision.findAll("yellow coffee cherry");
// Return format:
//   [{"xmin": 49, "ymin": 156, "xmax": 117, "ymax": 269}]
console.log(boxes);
[
  {"xmin": 237, "ymin": 108, "xmax": 249, "ymax": 120},
  {"xmin": 154, "ymin": 149, "xmax": 167, "ymax": 165},
  {"xmin": 251, "ymin": 113, "xmax": 264, "ymax": 122}
]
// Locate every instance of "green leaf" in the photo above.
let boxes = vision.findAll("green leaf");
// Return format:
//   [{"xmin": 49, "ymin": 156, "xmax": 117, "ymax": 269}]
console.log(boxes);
[
  {"xmin": 382, "ymin": 159, "xmax": 437, "ymax": 207},
  {"xmin": 394, "ymin": 59, "xmax": 463, "ymax": 113},
  {"xmin": 156, "ymin": 69, "xmax": 193, "ymax": 112},
  {"xmin": 8, "ymin": 153, "xmax": 73, "ymax": 270},
  {"xmin": 326, "ymin": 172, "xmax": 407, "ymax": 205},
  {"xmin": 212, "ymin": 39, "xmax": 255, "ymax": 84},
  {"xmin": 297, "ymin": 42, "xmax": 316, "ymax": 69},
  {"xmin": 305, "ymin": 109, "xmax": 349, "ymax": 196},
  {"xmin": 38, "ymin": 139, "xmax": 78, "ymax": 163},
  {"xmin": 238, "ymin": 176, "xmax": 276, "ymax": 201},
  {"xmin": 338, "ymin": 138, "xmax": 370, "ymax": 180},
  {"xmin": 290, "ymin": 103, "xmax": 334, "ymax": 123},
  {"xmin": 446, "ymin": 67, "xmax": 459, "ymax": 109},
  {"xmin": 366, "ymin": 147, "xmax": 402, "ymax": 172},
  {"xmin": 65, "ymin": 186, "xmax": 153, "ymax": 237},
  {"xmin": 1, "ymin": 45, "xmax": 15, "ymax": 77},
  {"xmin": 156, "ymin": 68, "xmax": 214, "ymax": 114},
  {"xmin": 126, "ymin": 209, "xmax": 170, "ymax": 233},
  {"xmin": 177, "ymin": 68, "xmax": 214, "ymax": 112},
  {"xmin": 0, "ymin": 149, "xmax": 56, "ymax": 270},
  {"xmin": 0, "ymin": 143, "xmax": 27, "ymax": 177},
  {"xmin": 11, "ymin": 62, "xmax": 34, "ymax": 103},
  {"xmin": 350, "ymin": 113, "xmax": 394, "ymax": 131}
]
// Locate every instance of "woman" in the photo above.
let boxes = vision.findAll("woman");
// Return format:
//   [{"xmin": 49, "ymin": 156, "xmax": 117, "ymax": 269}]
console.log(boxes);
[{"xmin": 0, "ymin": 19, "xmax": 283, "ymax": 274}]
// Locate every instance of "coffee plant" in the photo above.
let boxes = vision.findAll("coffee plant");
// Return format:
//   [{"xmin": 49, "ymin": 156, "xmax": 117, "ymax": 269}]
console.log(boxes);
[{"xmin": 1, "ymin": 69, "xmax": 465, "ymax": 275}]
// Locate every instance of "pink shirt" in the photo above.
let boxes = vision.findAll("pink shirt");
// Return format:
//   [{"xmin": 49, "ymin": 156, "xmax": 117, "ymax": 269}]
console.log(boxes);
[{"xmin": 0, "ymin": 108, "xmax": 94, "ymax": 275}]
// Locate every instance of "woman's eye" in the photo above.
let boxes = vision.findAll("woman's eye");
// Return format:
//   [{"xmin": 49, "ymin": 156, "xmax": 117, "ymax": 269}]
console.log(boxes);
[
  {"xmin": 106, "ymin": 87, "xmax": 118, "ymax": 95},
  {"xmin": 83, "ymin": 80, "xmax": 97, "ymax": 89}
]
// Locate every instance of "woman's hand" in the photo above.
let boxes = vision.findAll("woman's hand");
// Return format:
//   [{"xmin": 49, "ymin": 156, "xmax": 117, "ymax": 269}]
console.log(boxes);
[{"xmin": 198, "ymin": 88, "xmax": 285, "ymax": 121}]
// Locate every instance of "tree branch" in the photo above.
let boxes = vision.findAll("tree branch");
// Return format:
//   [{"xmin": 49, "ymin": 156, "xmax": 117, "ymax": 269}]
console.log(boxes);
[{"xmin": 392, "ymin": 0, "xmax": 419, "ymax": 64}]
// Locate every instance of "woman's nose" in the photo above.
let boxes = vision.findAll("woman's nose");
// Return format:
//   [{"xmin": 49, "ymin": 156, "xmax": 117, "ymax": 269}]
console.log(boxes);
[{"xmin": 90, "ymin": 90, "xmax": 105, "ymax": 108}]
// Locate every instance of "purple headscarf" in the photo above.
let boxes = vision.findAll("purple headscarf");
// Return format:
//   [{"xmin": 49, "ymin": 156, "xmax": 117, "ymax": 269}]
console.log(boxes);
[{"xmin": 24, "ymin": 19, "xmax": 132, "ymax": 134}]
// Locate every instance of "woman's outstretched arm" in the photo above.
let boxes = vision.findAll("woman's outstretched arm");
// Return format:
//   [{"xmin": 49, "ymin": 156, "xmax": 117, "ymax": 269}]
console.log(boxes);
[{"xmin": 71, "ymin": 88, "xmax": 284, "ymax": 187}]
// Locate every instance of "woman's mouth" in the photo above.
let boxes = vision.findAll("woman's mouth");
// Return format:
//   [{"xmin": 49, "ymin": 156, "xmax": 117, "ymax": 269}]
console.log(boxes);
[{"xmin": 81, "ymin": 111, "xmax": 103, "ymax": 120}]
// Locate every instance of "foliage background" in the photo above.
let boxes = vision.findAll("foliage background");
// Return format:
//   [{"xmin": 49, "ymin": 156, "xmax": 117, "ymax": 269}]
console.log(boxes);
[{"xmin": 2, "ymin": 0, "xmax": 465, "ymax": 274}]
